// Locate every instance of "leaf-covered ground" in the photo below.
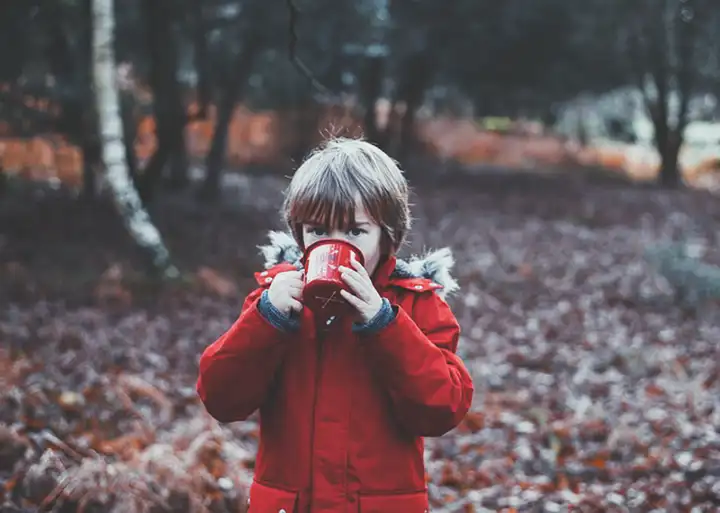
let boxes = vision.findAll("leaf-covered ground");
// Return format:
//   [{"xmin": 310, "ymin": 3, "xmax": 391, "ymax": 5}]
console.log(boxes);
[{"xmin": 1, "ymin": 171, "xmax": 719, "ymax": 513}]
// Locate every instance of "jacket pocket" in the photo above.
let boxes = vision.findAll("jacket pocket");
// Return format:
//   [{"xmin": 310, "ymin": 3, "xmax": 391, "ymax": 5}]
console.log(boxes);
[
  {"xmin": 247, "ymin": 481, "xmax": 299, "ymax": 513},
  {"xmin": 359, "ymin": 491, "xmax": 429, "ymax": 513}
]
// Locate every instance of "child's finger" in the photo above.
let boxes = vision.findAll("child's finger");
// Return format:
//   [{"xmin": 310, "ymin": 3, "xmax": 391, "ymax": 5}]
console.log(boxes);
[
  {"xmin": 350, "ymin": 257, "xmax": 369, "ymax": 276},
  {"xmin": 340, "ymin": 289, "xmax": 364, "ymax": 309},
  {"xmin": 288, "ymin": 298, "xmax": 304, "ymax": 312},
  {"xmin": 338, "ymin": 266, "xmax": 358, "ymax": 282},
  {"xmin": 340, "ymin": 269, "xmax": 371, "ymax": 299},
  {"xmin": 339, "ymin": 265, "xmax": 365, "ymax": 283}
]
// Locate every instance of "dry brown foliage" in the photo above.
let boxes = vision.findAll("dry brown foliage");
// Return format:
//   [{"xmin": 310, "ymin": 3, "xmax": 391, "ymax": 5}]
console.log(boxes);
[{"xmin": 1, "ymin": 172, "xmax": 720, "ymax": 512}]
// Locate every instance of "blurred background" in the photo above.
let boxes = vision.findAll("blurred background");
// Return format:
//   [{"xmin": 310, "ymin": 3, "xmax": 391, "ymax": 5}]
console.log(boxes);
[{"xmin": 1, "ymin": 0, "xmax": 720, "ymax": 511}]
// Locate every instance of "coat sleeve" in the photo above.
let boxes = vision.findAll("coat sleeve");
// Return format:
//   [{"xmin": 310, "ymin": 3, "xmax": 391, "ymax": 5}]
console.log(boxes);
[
  {"xmin": 359, "ymin": 291, "xmax": 474, "ymax": 437},
  {"xmin": 196, "ymin": 287, "xmax": 292, "ymax": 423}
]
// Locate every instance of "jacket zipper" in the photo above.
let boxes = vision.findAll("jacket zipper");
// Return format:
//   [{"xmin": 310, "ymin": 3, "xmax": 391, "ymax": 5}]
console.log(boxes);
[{"xmin": 308, "ymin": 315, "xmax": 333, "ymax": 510}]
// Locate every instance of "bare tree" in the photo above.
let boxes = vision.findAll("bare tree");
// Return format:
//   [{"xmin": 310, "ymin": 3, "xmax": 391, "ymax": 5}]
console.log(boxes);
[
  {"xmin": 625, "ymin": 0, "xmax": 715, "ymax": 188},
  {"xmin": 198, "ymin": 36, "xmax": 262, "ymax": 201},
  {"xmin": 92, "ymin": 0, "xmax": 178, "ymax": 279},
  {"xmin": 141, "ymin": 0, "xmax": 189, "ymax": 196}
]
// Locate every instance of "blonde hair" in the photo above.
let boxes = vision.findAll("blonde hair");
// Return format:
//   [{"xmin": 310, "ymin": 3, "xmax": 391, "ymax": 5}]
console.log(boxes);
[{"xmin": 282, "ymin": 137, "xmax": 411, "ymax": 254}]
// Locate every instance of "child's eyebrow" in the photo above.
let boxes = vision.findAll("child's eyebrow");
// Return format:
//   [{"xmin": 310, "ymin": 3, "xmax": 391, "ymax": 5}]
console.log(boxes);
[{"xmin": 303, "ymin": 221, "xmax": 369, "ymax": 229}]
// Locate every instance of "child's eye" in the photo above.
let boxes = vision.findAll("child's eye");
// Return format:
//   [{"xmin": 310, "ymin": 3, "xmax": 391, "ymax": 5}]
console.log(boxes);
[
  {"xmin": 348, "ymin": 227, "xmax": 366, "ymax": 237},
  {"xmin": 307, "ymin": 226, "xmax": 327, "ymax": 236}
]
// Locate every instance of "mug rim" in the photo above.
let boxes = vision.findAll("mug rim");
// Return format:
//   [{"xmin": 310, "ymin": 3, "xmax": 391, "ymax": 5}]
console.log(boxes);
[{"xmin": 302, "ymin": 239, "xmax": 365, "ymax": 266}]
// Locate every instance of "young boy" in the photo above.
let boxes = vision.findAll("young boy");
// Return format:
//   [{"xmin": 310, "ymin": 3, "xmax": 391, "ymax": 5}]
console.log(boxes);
[{"xmin": 197, "ymin": 137, "xmax": 474, "ymax": 513}]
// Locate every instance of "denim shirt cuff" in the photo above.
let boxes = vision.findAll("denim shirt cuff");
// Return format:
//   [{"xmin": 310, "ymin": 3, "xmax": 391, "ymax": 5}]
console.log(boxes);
[
  {"xmin": 353, "ymin": 298, "xmax": 396, "ymax": 334},
  {"xmin": 257, "ymin": 289, "xmax": 301, "ymax": 332}
]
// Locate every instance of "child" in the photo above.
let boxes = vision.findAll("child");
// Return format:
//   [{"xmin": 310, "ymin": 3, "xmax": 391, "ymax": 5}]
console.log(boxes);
[{"xmin": 197, "ymin": 137, "xmax": 474, "ymax": 513}]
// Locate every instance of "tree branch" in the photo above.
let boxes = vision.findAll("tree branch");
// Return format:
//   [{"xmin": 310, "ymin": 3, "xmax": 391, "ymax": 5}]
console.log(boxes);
[
  {"xmin": 285, "ymin": 0, "xmax": 331, "ymax": 97},
  {"xmin": 674, "ymin": 0, "xmax": 700, "ymax": 135},
  {"xmin": 623, "ymin": 3, "xmax": 655, "ymax": 113}
]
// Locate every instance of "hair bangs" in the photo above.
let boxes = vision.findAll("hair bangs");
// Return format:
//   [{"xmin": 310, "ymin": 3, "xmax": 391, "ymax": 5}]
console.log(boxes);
[{"xmin": 289, "ymin": 168, "xmax": 357, "ymax": 231}]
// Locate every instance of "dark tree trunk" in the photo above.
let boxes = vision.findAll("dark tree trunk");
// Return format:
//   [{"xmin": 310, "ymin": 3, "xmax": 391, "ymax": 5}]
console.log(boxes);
[
  {"xmin": 0, "ymin": 3, "xmax": 27, "ymax": 83},
  {"xmin": 45, "ymin": 0, "xmax": 100, "ymax": 199},
  {"xmin": 81, "ymin": 137, "xmax": 101, "ymax": 201},
  {"xmin": 79, "ymin": 0, "xmax": 99, "ymax": 201},
  {"xmin": 190, "ymin": 0, "xmax": 211, "ymax": 119},
  {"xmin": 360, "ymin": 55, "xmax": 386, "ymax": 148},
  {"xmin": 290, "ymin": 106, "xmax": 321, "ymax": 164},
  {"xmin": 647, "ymin": 60, "xmax": 688, "ymax": 189},
  {"xmin": 396, "ymin": 54, "xmax": 431, "ymax": 158},
  {"xmin": 658, "ymin": 132, "xmax": 683, "ymax": 188},
  {"xmin": 142, "ymin": 0, "xmax": 189, "ymax": 197},
  {"xmin": 138, "ymin": 145, "xmax": 170, "ymax": 202},
  {"xmin": 197, "ymin": 41, "xmax": 261, "ymax": 201},
  {"xmin": 640, "ymin": 0, "xmax": 698, "ymax": 189}
]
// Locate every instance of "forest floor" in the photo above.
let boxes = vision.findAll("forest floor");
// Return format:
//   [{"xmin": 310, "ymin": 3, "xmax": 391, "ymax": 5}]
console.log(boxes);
[{"xmin": 1, "ymin": 167, "xmax": 719, "ymax": 512}]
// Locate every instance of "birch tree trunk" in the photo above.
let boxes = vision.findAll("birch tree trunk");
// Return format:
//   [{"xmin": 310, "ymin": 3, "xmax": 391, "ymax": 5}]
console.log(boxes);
[{"xmin": 91, "ymin": 0, "xmax": 178, "ymax": 279}]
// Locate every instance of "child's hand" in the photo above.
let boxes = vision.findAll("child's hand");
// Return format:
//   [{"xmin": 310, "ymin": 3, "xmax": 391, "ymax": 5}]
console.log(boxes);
[
  {"xmin": 339, "ymin": 259, "xmax": 383, "ymax": 323},
  {"xmin": 267, "ymin": 270, "xmax": 305, "ymax": 315}
]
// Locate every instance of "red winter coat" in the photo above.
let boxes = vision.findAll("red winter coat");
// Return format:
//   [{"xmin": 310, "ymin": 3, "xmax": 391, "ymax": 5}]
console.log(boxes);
[{"xmin": 197, "ymin": 233, "xmax": 474, "ymax": 513}]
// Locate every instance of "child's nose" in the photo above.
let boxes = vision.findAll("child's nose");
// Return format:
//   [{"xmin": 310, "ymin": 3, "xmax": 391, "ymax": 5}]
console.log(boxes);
[{"xmin": 328, "ymin": 230, "xmax": 349, "ymax": 241}]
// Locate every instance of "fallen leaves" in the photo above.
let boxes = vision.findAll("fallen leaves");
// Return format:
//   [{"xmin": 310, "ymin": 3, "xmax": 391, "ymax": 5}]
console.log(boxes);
[
  {"xmin": 407, "ymin": 180, "xmax": 720, "ymax": 511},
  {"xmin": 196, "ymin": 267, "xmax": 238, "ymax": 298},
  {"xmin": 1, "ymin": 172, "xmax": 720, "ymax": 512},
  {"xmin": 95, "ymin": 264, "xmax": 132, "ymax": 308}
]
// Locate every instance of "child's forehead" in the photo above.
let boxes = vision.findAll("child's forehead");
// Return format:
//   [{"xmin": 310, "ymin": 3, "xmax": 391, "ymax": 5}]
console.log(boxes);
[
  {"xmin": 302, "ymin": 209, "xmax": 374, "ymax": 228},
  {"xmin": 300, "ymin": 196, "xmax": 372, "ymax": 222},
  {"xmin": 303, "ymin": 216, "xmax": 362, "ymax": 227}
]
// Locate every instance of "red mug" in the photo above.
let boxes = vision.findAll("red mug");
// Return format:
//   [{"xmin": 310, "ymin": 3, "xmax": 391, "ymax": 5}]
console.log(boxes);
[{"xmin": 302, "ymin": 239, "xmax": 364, "ymax": 317}]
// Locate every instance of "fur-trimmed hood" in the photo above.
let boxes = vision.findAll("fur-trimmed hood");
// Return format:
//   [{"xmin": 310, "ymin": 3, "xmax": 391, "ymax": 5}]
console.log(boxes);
[{"xmin": 257, "ymin": 231, "xmax": 460, "ymax": 299}]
